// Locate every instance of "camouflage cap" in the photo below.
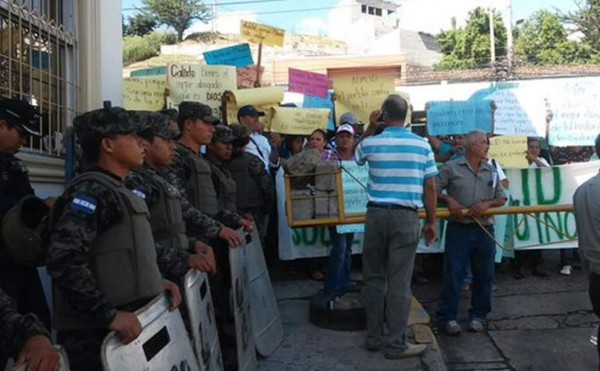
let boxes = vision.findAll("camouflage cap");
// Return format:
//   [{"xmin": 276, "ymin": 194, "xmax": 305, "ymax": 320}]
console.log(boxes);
[
  {"xmin": 178, "ymin": 101, "xmax": 219, "ymax": 125},
  {"xmin": 73, "ymin": 105, "xmax": 139, "ymax": 141},
  {"xmin": 0, "ymin": 98, "xmax": 42, "ymax": 137},
  {"xmin": 131, "ymin": 111, "xmax": 182, "ymax": 140},
  {"xmin": 212, "ymin": 124, "xmax": 234, "ymax": 144}
]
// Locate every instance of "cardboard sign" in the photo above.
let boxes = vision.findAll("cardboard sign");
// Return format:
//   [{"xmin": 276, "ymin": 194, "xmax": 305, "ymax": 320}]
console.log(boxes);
[
  {"xmin": 203, "ymin": 43, "xmax": 254, "ymax": 68},
  {"xmin": 130, "ymin": 66, "xmax": 167, "ymax": 77},
  {"xmin": 240, "ymin": 20, "xmax": 285, "ymax": 47},
  {"xmin": 483, "ymin": 88, "xmax": 546, "ymax": 136},
  {"xmin": 488, "ymin": 135, "xmax": 528, "ymax": 169},
  {"xmin": 269, "ymin": 107, "xmax": 330, "ymax": 135},
  {"xmin": 303, "ymin": 91, "xmax": 335, "ymax": 131},
  {"xmin": 222, "ymin": 86, "xmax": 284, "ymax": 126},
  {"xmin": 123, "ymin": 77, "xmax": 167, "ymax": 111},
  {"xmin": 167, "ymin": 64, "xmax": 237, "ymax": 118},
  {"xmin": 426, "ymin": 100, "xmax": 494, "ymax": 135},
  {"xmin": 288, "ymin": 68, "xmax": 329, "ymax": 98}
]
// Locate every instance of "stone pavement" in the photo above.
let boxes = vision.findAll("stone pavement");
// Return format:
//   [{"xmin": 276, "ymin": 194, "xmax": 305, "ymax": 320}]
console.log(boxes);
[{"xmin": 258, "ymin": 279, "xmax": 446, "ymax": 371}]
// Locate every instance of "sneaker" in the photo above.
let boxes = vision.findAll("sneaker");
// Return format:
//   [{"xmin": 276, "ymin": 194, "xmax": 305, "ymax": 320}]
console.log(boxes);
[
  {"xmin": 366, "ymin": 339, "xmax": 383, "ymax": 352},
  {"xmin": 560, "ymin": 265, "xmax": 572, "ymax": 276},
  {"xmin": 468, "ymin": 319, "xmax": 485, "ymax": 332},
  {"xmin": 443, "ymin": 320, "xmax": 462, "ymax": 336},
  {"xmin": 384, "ymin": 343, "xmax": 427, "ymax": 359}
]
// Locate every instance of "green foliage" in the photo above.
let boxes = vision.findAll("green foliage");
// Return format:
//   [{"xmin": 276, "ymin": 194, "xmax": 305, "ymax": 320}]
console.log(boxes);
[
  {"xmin": 142, "ymin": 0, "xmax": 211, "ymax": 42},
  {"xmin": 126, "ymin": 12, "xmax": 157, "ymax": 37},
  {"xmin": 123, "ymin": 31, "xmax": 178, "ymax": 66},
  {"xmin": 560, "ymin": 0, "xmax": 600, "ymax": 54},
  {"xmin": 435, "ymin": 7, "xmax": 507, "ymax": 71},
  {"xmin": 515, "ymin": 10, "xmax": 597, "ymax": 65}
]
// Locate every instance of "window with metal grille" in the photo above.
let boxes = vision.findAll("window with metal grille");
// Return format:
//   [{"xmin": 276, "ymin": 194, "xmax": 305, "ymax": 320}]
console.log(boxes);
[{"xmin": 0, "ymin": 0, "xmax": 77, "ymax": 157}]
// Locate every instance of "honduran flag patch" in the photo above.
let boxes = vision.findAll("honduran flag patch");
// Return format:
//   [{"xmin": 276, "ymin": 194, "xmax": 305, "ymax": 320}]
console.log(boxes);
[
  {"xmin": 132, "ymin": 188, "xmax": 146, "ymax": 200},
  {"xmin": 71, "ymin": 194, "xmax": 98, "ymax": 214}
]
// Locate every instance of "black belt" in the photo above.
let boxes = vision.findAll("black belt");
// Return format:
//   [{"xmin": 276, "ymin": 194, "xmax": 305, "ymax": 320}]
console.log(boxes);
[{"xmin": 367, "ymin": 202, "xmax": 417, "ymax": 212}]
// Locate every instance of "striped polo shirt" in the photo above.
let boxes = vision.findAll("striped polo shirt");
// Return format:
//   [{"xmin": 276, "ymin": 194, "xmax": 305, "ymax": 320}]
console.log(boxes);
[{"xmin": 355, "ymin": 126, "xmax": 437, "ymax": 209}]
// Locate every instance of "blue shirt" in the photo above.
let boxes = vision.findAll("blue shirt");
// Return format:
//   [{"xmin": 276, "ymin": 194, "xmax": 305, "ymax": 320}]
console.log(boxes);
[{"xmin": 355, "ymin": 126, "xmax": 437, "ymax": 209}]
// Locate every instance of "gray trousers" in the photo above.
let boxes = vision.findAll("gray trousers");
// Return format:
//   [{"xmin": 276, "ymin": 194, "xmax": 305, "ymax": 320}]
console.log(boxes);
[{"xmin": 362, "ymin": 206, "xmax": 420, "ymax": 350}]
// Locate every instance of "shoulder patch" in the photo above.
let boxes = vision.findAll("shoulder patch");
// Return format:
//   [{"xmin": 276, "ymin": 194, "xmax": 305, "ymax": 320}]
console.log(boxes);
[
  {"xmin": 132, "ymin": 187, "xmax": 147, "ymax": 200},
  {"xmin": 71, "ymin": 194, "xmax": 98, "ymax": 214}
]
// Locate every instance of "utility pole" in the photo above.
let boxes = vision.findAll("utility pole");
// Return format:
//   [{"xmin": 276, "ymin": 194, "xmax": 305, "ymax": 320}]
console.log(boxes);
[
  {"xmin": 506, "ymin": 0, "xmax": 514, "ymax": 77},
  {"xmin": 211, "ymin": 0, "xmax": 217, "ymax": 32},
  {"xmin": 489, "ymin": 7, "xmax": 496, "ymax": 63}
]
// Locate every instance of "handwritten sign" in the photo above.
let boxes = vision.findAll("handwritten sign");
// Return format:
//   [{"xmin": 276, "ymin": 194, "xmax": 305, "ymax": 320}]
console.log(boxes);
[
  {"xmin": 203, "ymin": 43, "xmax": 254, "ymax": 68},
  {"xmin": 336, "ymin": 161, "xmax": 369, "ymax": 234},
  {"xmin": 167, "ymin": 64, "xmax": 237, "ymax": 118},
  {"xmin": 288, "ymin": 68, "xmax": 329, "ymax": 98},
  {"xmin": 483, "ymin": 88, "xmax": 546, "ymax": 136},
  {"xmin": 488, "ymin": 135, "xmax": 528, "ymax": 169},
  {"xmin": 130, "ymin": 66, "xmax": 167, "ymax": 77},
  {"xmin": 303, "ymin": 92, "xmax": 335, "ymax": 131},
  {"xmin": 269, "ymin": 107, "xmax": 330, "ymax": 135},
  {"xmin": 331, "ymin": 72, "xmax": 394, "ymax": 124},
  {"xmin": 237, "ymin": 65, "xmax": 264, "ymax": 88},
  {"xmin": 223, "ymin": 86, "xmax": 284, "ymax": 126},
  {"xmin": 548, "ymin": 80, "xmax": 600, "ymax": 146},
  {"xmin": 240, "ymin": 20, "xmax": 285, "ymax": 47},
  {"xmin": 123, "ymin": 77, "xmax": 167, "ymax": 111},
  {"xmin": 426, "ymin": 100, "xmax": 494, "ymax": 135}
]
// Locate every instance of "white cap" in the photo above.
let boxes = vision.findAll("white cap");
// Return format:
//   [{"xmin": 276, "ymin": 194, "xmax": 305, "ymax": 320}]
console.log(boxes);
[{"xmin": 336, "ymin": 124, "xmax": 355, "ymax": 135}]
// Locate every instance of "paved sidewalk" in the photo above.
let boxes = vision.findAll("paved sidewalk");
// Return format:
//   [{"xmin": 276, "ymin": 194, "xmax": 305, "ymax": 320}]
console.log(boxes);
[{"xmin": 258, "ymin": 280, "xmax": 446, "ymax": 371}]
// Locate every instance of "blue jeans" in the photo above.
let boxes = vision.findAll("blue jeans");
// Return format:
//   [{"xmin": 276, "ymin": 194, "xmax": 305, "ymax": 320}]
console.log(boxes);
[
  {"xmin": 324, "ymin": 226, "xmax": 354, "ymax": 294},
  {"xmin": 437, "ymin": 222, "xmax": 496, "ymax": 324}
]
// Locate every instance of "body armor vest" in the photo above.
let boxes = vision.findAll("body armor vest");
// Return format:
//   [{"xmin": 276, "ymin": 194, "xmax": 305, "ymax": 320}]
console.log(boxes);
[
  {"xmin": 181, "ymin": 145, "xmax": 219, "ymax": 217},
  {"xmin": 210, "ymin": 163, "xmax": 238, "ymax": 213},
  {"xmin": 148, "ymin": 170, "xmax": 188, "ymax": 251},
  {"xmin": 226, "ymin": 154, "xmax": 263, "ymax": 210}
]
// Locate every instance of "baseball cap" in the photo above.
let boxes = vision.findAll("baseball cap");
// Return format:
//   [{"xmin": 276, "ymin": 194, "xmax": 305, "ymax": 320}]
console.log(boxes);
[
  {"xmin": 0, "ymin": 98, "xmax": 42, "ymax": 137},
  {"xmin": 238, "ymin": 105, "xmax": 265, "ymax": 118},
  {"xmin": 336, "ymin": 124, "xmax": 355, "ymax": 136},
  {"xmin": 74, "ymin": 104, "xmax": 140, "ymax": 141},
  {"xmin": 178, "ymin": 101, "xmax": 219, "ymax": 125},
  {"xmin": 339, "ymin": 112, "xmax": 361, "ymax": 126},
  {"xmin": 131, "ymin": 111, "xmax": 182, "ymax": 140},
  {"xmin": 212, "ymin": 124, "xmax": 235, "ymax": 144}
]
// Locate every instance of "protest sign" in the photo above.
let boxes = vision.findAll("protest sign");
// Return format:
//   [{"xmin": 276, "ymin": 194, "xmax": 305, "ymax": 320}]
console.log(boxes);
[
  {"xmin": 488, "ymin": 136, "xmax": 528, "ymax": 169},
  {"xmin": 203, "ymin": 43, "xmax": 254, "ymax": 68},
  {"xmin": 269, "ymin": 107, "xmax": 330, "ymax": 135},
  {"xmin": 303, "ymin": 92, "xmax": 335, "ymax": 131},
  {"xmin": 288, "ymin": 68, "xmax": 329, "ymax": 98},
  {"xmin": 336, "ymin": 162, "xmax": 369, "ymax": 234},
  {"xmin": 330, "ymin": 71, "xmax": 394, "ymax": 125},
  {"xmin": 167, "ymin": 64, "xmax": 236, "ymax": 118},
  {"xmin": 222, "ymin": 86, "xmax": 284, "ymax": 127},
  {"xmin": 123, "ymin": 77, "xmax": 167, "ymax": 111},
  {"xmin": 130, "ymin": 66, "xmax": 167, "ymax": 77},
  {"xmin": 426, "ymin": 100, "xmax": 494, "ymax": 135},
  {"xmin": 240, "ymin": 20, "xmax": 285, "ymax": 47},
  {"xmin": 547, "ymin": 80, "xmax": 600, "ymax": 146},
  {"xmin": 484, "ymin": 88, "xmax": 547, "ymax": 136}
]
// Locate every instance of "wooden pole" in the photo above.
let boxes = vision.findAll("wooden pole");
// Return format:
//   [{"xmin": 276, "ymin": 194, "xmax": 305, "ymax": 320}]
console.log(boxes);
[{"xmin": 254, "ymin": 43, "xmax": 263, "ymax": 88}]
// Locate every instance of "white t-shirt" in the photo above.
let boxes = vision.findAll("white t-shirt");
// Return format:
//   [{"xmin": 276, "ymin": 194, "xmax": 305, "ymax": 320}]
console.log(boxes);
[
  {"xmin": 246, "ymin": 133, "xmax": 272, "ymax": 171},
  {"xmin": 488, "ymin": 158, "xmax": 507, "ymax": 181},
  {"xmin": 528, "ymin": 157, "xmax": 550, "ymax": 168}
]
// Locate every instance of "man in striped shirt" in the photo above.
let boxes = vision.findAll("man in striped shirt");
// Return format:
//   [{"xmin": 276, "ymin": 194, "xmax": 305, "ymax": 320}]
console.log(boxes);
[{"xmin": 355, "ymin": 95, "xmax": 438, "ymax": 359}]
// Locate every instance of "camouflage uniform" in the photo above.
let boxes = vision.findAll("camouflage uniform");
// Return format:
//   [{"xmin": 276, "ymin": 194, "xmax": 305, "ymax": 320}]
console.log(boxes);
[
  {"xmin": 47, "ymin": 106, "xmax": 164, "ymax": 371},
  {"xmin": 0, "ymin": 286, "xmax": 50, "ymax": 370}
]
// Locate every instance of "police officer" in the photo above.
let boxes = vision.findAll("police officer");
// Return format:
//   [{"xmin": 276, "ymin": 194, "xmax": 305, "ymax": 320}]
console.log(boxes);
[
  {"xmin": 47, "ymin": 105, "xmax": 181, "ymax": 371},
  {"xmin": 0, "ymin": 98, "xmax": 51, "ymax": 330},
  {"xmin": 0, "ymin": 287, "xmax": 59, "ymax": 371},
  {"xmin": 206, "ymin": 124, "xmax": 239, "ymax": 214},
  {"xmin": 126, "ymin": 111, "xmax": 217, "ymax": 281}
]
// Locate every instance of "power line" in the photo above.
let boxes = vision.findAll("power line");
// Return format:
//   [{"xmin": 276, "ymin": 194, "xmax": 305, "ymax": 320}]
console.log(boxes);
[{"xmin": 122, "ymin": 0, "xmax": 289, "ymax": 12}]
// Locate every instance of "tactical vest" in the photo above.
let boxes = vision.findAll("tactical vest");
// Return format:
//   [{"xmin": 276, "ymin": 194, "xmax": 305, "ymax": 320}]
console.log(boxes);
[
  {"xmin": 210, "ymin": 163, "xmax": 238, "ymax": 213},
  {"xmin": 148, "ymin": 170, "xmax": 189, "ymax": 251},
  {"xmin": 181, "ymin": 145, "xmax": 219, "ymax": 217},
  {"xmin": 226, "ymin": 154, "xmax": 263, "ymax": 210},
  {"xmin": 54, "ymin": 171, "xmax": 164, "ymax": 330}
]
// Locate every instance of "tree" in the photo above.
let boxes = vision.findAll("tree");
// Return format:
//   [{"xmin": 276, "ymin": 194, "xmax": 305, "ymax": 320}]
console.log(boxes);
[
  {"xmin": 122, "ymin": 16, "xmax": 129, "ymax": 37},
  {"xmin": 515, "ymin": 10, "xmax": 593, "ymax": 65},
  {"xmin": 560, "ymin": 0, "xmax": 600, "ymax": 54},
  {"xmin": 126, "ymin": 12, "xmax": 157, "ymax": 37},
  {"xmin": 435, "ymin": 7, "xmax": 507, "ymax": 71},
  {"xmin": 142, "ymin": 0, "xmax": 211, "ymax": 42}
]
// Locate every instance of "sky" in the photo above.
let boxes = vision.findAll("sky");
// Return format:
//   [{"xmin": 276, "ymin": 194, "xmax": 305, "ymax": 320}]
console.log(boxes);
[{"xmin": 122, "ymin": 0, "xmax": 579, "ymax": 37}]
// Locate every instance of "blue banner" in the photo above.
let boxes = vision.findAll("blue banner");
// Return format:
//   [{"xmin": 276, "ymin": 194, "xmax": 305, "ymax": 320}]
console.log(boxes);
[
  {"xmin": 203, "ymin": 43, "xmax": 254, "ymax": 68},
  {"xmin": 130, "ymin": 66, "xmax": 167, "ymax": 77},
  {"xmin": 427, "ymin": 99, "xmax": 494, "ymax": 135},
  {"xmin": 302, "ymin": 91, "xmax": 335, "ymax": 131}
]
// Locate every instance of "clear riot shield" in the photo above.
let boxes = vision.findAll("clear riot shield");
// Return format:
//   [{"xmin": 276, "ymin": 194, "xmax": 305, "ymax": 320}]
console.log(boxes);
[
  {"xmin": 101, "ymin": 295, "xmax": 199, "ymax": 371},
  {"xmin": 183, "ymin": 269, "xmax": 223, "ymax": 371},
  {"xmin": 229, "ymin": 234, "xmax": 257, "ymax": 371},
  {"xmin": 245, "ymin": 227, "xmax": 283, "ymax": 356},
  {"xmin": 13, "ymin": 345, "xmax": 70, "ymax": 371}
]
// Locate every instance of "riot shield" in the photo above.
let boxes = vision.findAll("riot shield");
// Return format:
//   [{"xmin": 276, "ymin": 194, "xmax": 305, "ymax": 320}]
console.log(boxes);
[
  {"xmin": 13, "ymin": 345, "xmax": 70, "ymax": 371},
  {"xmin": 101, "ymin": 295, "xmax": 199, "ymax": 371}
]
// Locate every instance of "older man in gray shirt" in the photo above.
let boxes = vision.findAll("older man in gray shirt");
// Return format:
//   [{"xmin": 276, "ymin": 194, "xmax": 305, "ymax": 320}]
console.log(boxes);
[
  {"xmin": 435, "ymin": 130, "xmax": 507, "ymax": 336},
  {"xmin": 573, "ymin": 134, "xmax": 600, "ymax": 361}
]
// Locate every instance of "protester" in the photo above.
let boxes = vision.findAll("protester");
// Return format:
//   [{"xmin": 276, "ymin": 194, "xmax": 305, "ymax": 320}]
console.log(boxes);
[
  {"xmin": 237, "ymin": 105, "xmax": 280, "ymax": 172},
  {"xmin": 573, "ymin": 134, "xmax": 600, "ymax": 363},
  {"xmin": 356, "ymin": 95, "xmax": 437, "ymax": 359},
  {"xmin": 47, "ymin": 105, "xmax": 181, "ymax": 371},
  {"xmin": 436, "ymin": 130, "xmax": 507, "ymax": 336}
]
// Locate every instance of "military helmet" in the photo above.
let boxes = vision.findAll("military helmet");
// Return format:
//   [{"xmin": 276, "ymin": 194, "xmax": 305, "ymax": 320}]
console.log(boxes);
[
  {"xmin": 73, "ymin": 102, "xmax": 139, "ymax": 142},
  {"xmin": 1, "ymin": 195, "xmax": 50, "ymax": 266},
  {"xmin": 131, "ymin": 111, "xmax": 182, "ymax": 140}
]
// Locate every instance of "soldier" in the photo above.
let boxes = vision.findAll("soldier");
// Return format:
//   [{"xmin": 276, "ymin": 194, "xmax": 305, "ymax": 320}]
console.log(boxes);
[
  {"xmin": 47, "ymin": 104, "xmax": 181, "ymax": 371},
  {"xmin": 126, "ymin": 111, "xmax": 217, "ymax": 281},
  {"xmin": 0, "ymin": 287, "xmax": 59, "ymax": 371},
  {"xmin": 0, "ymin": 98, "xmax": 52, "ymax": 330},
  {"xmin": 206, "ymin": 124, "xmax": 239, "ymax": 214}
]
